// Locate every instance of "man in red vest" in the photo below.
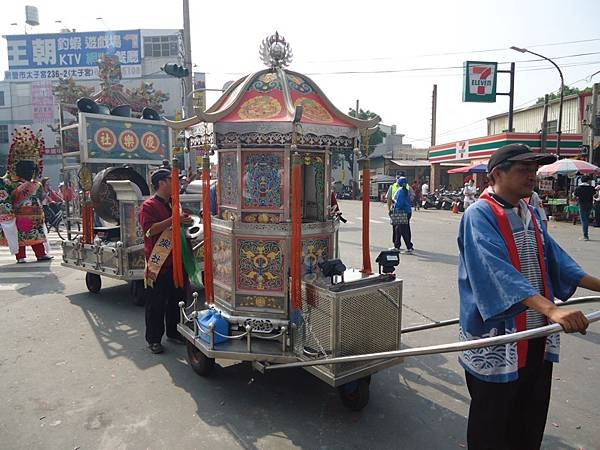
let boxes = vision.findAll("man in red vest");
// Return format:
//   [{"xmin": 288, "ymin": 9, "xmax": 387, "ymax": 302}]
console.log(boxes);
[{"xmin": 457, "ymin": 143, "xmax": 600, "ymax": 449}]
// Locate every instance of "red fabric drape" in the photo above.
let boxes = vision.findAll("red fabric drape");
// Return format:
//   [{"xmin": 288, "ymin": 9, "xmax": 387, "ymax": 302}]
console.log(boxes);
[
  {"xmin": 171, "ymin": 163, "xmax": 184, "ymax": 288},
  {"xmin": 202, "ymin": 161, "xmax": 214, "ymax": 304},
  {"xmin": 291, "ymin": 158, "xmax": 303, "ymax": 310},
  {"xmin": 361, "ymin": 167, "xmax": 372, "ymax": 274}
]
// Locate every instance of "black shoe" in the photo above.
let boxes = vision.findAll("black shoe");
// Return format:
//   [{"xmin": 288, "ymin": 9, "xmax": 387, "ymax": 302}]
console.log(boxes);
[
  {"xmin": 149, "ymin": 343, "xmax": 164, "ymax": 354},
  {"xmin": 36, "ymin": 255, "xmax": 54, "ymax": 262},
  {"xmin": 167, "ymin": 335, "xmax": 186, "ymax": 345}
]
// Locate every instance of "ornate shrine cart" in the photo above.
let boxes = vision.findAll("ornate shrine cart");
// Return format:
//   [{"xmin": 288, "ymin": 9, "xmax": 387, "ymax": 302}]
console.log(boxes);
[
  {"xmin": 167, "ymin": 34, "xmax": 403, "ymax": 410},
  {"xmin": 59, "ymin": 107, "xmax": 204, "ymax": 305}
]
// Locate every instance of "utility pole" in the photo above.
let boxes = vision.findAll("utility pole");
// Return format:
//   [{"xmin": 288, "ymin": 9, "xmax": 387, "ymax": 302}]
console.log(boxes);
[
  {"xmin": 541, "ymin": 94, "xmax": 549, "ymax": 152},
  {"xmin": 182, "ymin": 0, "xmax": 194, "ymax": 118},
  {"xmin": 497, "ymin": 62, "xmax": 515, "ymax": 132},
  {"xmin": 431, "ymin": 84, "xmax": 437, "ymax": 146},
  {"xmin": 590, "ymin": 83, "xmax": 599, "ymax": 164},
  {"xmin": 353, "ymin": 99, "xmax": 360, "ymax": 199}
]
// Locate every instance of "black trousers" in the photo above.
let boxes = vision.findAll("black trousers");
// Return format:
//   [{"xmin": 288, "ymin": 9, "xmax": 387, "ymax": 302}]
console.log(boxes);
[
  {"xmin": 145, "ymin": 269, "xmax": 186, "ymax": 344},
  {"xmin": 465, "ymin": 338, "xmax": 553, "ymax": 450},
  {"xmin": 594, "ymin": 201, "xmax": 600, "ymax": 227},
  {"xmin": 392, "ymin": 218, "xmax": 413, "ymax": 250}
]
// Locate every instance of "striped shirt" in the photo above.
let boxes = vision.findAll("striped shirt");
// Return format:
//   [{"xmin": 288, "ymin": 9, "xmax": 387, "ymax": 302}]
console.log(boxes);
[{"xmin": 510, "ymin": 205, "xmax": 547, "ymax": 329}]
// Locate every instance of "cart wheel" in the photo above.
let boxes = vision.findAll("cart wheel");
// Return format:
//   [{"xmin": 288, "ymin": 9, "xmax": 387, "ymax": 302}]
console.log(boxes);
[
  {"xmin": 338, "ymin": 377, "xmax": 370, "ymax": 411},
  {"xmin": 187, "ymin": 341, "xmax": 215, "ymax": 376},
  {"xmin": 85, "ymin": 273, "xmax": 101, "ymax": 293},
  {"xmin": 129, "ymin": 280, "xmax": 146, "ymax": 307}
]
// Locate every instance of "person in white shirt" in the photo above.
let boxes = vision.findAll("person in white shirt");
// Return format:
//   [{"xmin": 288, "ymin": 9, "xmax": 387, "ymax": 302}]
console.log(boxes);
[
  {"xmin": 463, "ymin": 179, "xmax": 477, "ymax": 209},
  {"xmin": 528, "ymin": 189, "xmax": 547, "ymax": 225},
  {"xmin": 421, "ymin": 182, "xmax": 429, "ymax": 197}
]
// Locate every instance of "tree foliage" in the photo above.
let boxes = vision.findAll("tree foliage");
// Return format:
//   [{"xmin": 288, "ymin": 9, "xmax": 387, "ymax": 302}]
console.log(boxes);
[
  {"xmin": 348, "ymin": 107, "xmax": 386, "ymax": 153},
  {"xmin": 536, "ymin": 86, "xmax": 592, "ymax": 104}
]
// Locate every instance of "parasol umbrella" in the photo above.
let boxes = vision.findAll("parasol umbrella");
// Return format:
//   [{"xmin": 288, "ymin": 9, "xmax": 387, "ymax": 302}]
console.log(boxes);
[
  {"xmin": 536, "ymin": 159, "xmax": 600, "ymax": 177},
  {"xmin": 447, "ymin": 163, "xmax": 488, "ymax": 174}
]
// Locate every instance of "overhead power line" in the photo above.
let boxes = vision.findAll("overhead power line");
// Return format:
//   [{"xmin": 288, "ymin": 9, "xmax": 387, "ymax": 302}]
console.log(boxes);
[
  {"xmin": 403, "ymin": 71, "xmax": 598, "ymax": 145},
  {"xmin": 305, "ymin": 37, "xmax": 600, "ymax": 64}
]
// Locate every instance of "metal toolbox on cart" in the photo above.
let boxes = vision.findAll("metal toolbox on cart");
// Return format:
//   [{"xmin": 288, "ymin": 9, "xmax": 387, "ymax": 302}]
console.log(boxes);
[{"xmin": 293, "ymin": 270, "xmax": 402, "ymax": 386}]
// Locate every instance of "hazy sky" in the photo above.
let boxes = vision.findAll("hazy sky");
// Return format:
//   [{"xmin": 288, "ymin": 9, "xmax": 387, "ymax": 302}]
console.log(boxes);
[{"xmin": 2, "ymin": 0, "xmax": 600, "ymax": 147}]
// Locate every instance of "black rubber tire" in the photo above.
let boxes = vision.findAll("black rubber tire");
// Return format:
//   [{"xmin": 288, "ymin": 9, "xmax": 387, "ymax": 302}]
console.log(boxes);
[
  {"xmin": 129, "ymin": 280, "xmax": 146, "ymax": 307},
  {"xmin": 85, "ymin": 273, "xmax": 101, "ymax": 293},
  {"xmin": 187, "ymin": 341, "xmax": 215, "ymax": 376},
  {"xmin": 338, "ymin": 377, "xmax": 370, "ymax": 411}
]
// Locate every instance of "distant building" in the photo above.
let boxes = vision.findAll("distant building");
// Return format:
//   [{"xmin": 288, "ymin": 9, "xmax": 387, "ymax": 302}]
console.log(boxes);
[
  {"xmin": 486, "ymin": 91, "xmax": 592, "ymax": 135},
  {"xmin": 358, "ymin": 125, "xmax": 430, "ymax": 183},
  {"xmin": 0, "ymin": 29, "xmax": 186, "ymax": 183}
]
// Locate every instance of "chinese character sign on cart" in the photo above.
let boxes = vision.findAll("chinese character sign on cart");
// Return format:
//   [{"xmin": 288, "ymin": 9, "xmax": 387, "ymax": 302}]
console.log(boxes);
[{"xmin": 81, "ymin": 113, "xmax": 170, "ymax": 164}]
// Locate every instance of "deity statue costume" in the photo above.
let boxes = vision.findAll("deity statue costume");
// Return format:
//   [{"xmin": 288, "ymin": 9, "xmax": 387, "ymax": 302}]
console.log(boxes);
[{"xmin": 0, "ymin": 128, "xmax": 51, "ymax": 262}]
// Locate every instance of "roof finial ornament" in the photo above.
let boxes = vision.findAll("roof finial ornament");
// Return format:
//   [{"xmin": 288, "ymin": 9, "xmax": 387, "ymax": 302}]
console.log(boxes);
[{"xmin": 259, "ymin": 31, "xmax": 293, "ymax": 69}]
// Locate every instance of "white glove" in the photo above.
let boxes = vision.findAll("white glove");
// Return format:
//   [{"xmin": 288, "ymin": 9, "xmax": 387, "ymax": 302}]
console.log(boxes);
[{"xmin": 0, "ymin": 218, "xmax": 19, "ymax": 254}]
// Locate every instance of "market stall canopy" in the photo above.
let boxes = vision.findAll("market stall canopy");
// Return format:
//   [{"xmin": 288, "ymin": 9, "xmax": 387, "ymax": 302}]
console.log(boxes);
[
  {"xmin": 537, "ymin": 159, "xmax": 600, "ymax": 177},
  {"xmin": 447, "ymin": 163, "xmax": 488, "ymax": 174}
]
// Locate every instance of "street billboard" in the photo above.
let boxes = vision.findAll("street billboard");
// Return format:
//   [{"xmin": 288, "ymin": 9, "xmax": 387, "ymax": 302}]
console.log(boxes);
[
  {"xmin": 5, "ymin": 30, "xmax": 142, "ymax": 81},
  {"xmin": 463, "ymin": 61, "xmax": 497, "ymax": 103},
  {"xmin": 193, "ymin": 72, "xmax": 206, "ymax": 111}
]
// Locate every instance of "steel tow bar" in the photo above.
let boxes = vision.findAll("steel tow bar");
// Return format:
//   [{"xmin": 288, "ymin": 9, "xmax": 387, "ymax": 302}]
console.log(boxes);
[
  {"xmin": 265, "ymin": 308, "xmax": 600, "ymax": 371},
  {"xmin": 400, "ymin": 296, "xmax": 600, "ymax": 334}
]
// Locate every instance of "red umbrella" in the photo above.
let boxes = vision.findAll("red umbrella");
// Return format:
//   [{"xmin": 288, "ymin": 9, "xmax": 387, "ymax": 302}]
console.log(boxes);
[{"xmin": 537, "ymin": 159, "xmax": 599, "ymax": 177}]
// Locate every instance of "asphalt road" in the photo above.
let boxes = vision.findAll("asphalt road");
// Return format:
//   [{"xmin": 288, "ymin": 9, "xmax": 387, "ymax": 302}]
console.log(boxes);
[{"xmin": 1, "ymin": 206, "xmax": 599, "ymax": 450}]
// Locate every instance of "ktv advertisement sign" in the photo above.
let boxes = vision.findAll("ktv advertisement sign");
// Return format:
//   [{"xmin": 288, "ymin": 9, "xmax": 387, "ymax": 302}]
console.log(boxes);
[{"xmin": 5, "ymin": 30, "xmax": 142, "ymax": 81}]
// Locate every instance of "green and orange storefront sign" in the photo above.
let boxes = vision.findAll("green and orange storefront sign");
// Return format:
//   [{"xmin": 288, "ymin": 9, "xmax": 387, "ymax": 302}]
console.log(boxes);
[
  {"xmin": 428, "ymin": 132, "xmax": 584, "ymax": 189},
  {"xmin": 428, "ymin": 132, "xmax": 583, "ymax": 163}
]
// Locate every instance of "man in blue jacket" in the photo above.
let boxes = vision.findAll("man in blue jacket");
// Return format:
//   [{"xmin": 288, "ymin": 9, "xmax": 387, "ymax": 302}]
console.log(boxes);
[{"xmin": 458, "ymin": 144, "xmax": 600, "ymax": 449}]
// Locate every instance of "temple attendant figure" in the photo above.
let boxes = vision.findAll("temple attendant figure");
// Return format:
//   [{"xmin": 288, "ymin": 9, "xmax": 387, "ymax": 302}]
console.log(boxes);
[{"xmin": 0, "ymin": 128, "xmax": 53, "ymax": 263}]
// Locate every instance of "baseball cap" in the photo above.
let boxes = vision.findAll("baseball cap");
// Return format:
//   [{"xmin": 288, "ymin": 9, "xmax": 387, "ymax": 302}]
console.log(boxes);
[
  {"xmin": 488, "ymin": 143, "xmax": 556, "ymax": 173},
  {"xmin": 151, "ymin": 168, "xmax": 172, "ymax": 186}
]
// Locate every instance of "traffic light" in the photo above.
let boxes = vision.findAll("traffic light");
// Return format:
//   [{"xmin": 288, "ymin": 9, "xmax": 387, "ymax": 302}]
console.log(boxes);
[{"xmin": 161, "ymin": 63, "xmax": 189, "ymax": 78}]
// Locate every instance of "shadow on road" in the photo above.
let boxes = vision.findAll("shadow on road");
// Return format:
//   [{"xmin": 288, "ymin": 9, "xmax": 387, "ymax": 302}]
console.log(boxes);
[
  {"xmin": 65, "ymin": 285, "xmax": 473, "ymax": 449},
  {"xmin": 412, "ymin": 249, "xmax": 458, "ymax": 267},
  {"xmin": 1, "ymin": 262, "xmax": 65, "ymax": 296}
]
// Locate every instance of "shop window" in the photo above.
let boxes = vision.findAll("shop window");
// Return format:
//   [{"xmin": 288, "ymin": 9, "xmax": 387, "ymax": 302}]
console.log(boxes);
[
  {"xmin": 143, "ymin": 35, "xmax": 179, "ymax": 58},
  {"xmin": 0, "ymin": 125, "xmax": 8, "ymax": 143}
]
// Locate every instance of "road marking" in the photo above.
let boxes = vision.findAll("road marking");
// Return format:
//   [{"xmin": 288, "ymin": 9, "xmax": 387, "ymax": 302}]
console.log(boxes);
[
  {"xmin": 0, "ymin": 283, "xmax": 26, "ymax": 291},
  {"xmin": 0, "ymin": 273, "xmax": 46, "ymax": 278},
  {"xmin": 370, "ymin": 219, "xmax": 384, "ymax": 224}
]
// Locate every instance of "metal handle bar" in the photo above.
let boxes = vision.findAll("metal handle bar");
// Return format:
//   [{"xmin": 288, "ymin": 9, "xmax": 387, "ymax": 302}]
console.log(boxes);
[
  {"xmin": 265, "ymin": 309, "xmax": 600, "ymax": 371},
  {"xmin": 401, "ymin": 296, "xmax": 600, "ymax": 334}
]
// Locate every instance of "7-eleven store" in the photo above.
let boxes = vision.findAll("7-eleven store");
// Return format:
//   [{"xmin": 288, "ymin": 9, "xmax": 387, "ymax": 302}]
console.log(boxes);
[{"xmin": 428, "ymin": 132, "xmax": 583, "ymax": 190}]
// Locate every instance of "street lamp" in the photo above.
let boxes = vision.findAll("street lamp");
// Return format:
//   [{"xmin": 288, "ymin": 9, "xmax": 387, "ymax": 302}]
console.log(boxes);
[{"xmin": 511, "ymin": 46, "xmax": 565, "ymax": 158}]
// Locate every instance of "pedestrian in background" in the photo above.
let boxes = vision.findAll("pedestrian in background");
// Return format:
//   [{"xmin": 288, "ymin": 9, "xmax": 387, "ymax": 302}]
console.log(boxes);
[
  {"xmin": 573, "ymin": 175, "xmax": 595, "ymax": 241},
  {"xmin": 411, "ymin": 180, "xmax": 421, "ymax": 211},
  {"xmin": 529, "ymin": 188, "xmax": 547, "ymax": 226},
  {"xmin": 391, "ymin": 176, "xmax": 414, "ymax": 254},
  {"xmin": 463, "ymin": 178, "xmax": 477, "ymax": 209},
  {"xmin": 593, "ymin": 185, "xmax": 600, "ymax": 228}
]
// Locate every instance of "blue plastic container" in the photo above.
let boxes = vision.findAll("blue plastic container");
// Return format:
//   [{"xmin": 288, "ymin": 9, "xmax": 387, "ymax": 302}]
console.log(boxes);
[{"xmin": 196, "ymin": 310, "xmax": 229, "ymax": 344}]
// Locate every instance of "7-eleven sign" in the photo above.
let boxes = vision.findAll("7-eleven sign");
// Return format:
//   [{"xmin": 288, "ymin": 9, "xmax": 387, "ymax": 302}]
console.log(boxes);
[{"xmin": 463, "ymin": 61, "xmax": 498, "ymax": 103}]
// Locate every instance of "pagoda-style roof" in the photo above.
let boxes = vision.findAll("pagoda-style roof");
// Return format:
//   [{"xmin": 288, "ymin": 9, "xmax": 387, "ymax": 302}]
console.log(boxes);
[
  {"xmin": 166, "ymin": 68, "xmax": 378, "ymax": 138},
  {"xmin": 165, "ymin": 33, "xmax": 379, "ymax": 149}
]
